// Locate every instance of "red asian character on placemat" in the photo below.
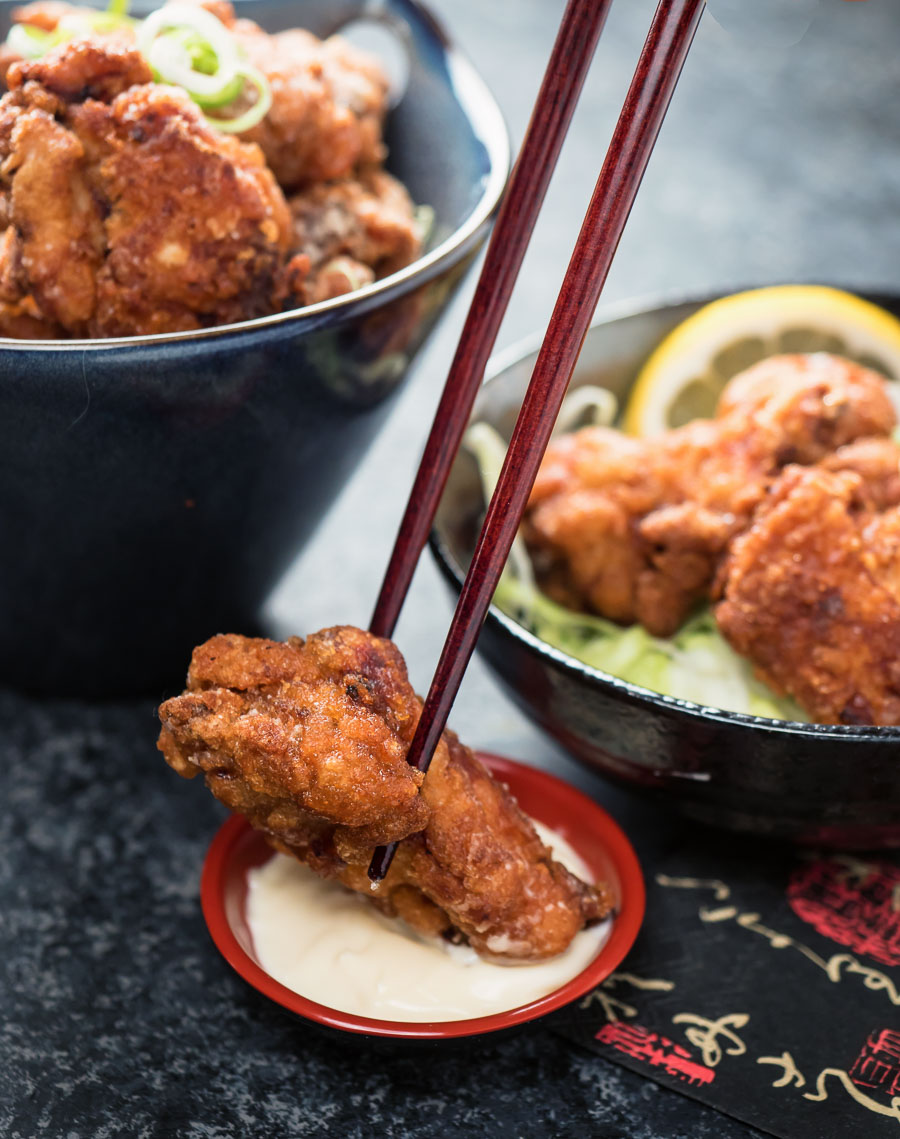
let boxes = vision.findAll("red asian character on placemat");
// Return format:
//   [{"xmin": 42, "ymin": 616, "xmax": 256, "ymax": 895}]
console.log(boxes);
[
  {"xmin": 596, "ymin": 1023, "xmax": 715, "ymax": 1086},
  {"xmin": 787, "ymin": 857, "xmax": 900, "ymax": 967},
  {"xmin": 850, "ymin": 1030, "xmax": 900, "ymax": 1098}
]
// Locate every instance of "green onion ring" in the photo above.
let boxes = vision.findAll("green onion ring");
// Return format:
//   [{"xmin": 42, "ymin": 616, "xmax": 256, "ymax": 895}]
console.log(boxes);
[
  {"xmin": 138, "ymin": 4, "xmax": 240, "ymax": 95},
  {"xmin": 5, "ymin": 23, "xmax": 62, "ymax": 59},
  {"xmin": 201, "ymin": 65, "xmax": 271, "ymax": 132}
]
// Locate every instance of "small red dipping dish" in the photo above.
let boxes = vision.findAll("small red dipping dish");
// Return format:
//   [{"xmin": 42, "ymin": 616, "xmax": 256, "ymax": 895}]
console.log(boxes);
[{"xmin": 201, "ymin": 752, "xmax": 645, "ymax": 1040}]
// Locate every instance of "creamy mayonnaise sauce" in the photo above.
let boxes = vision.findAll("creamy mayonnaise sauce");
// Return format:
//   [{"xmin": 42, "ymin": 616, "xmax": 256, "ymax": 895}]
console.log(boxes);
[{"xmin": 245, "ymin": 822, "xmax": 611, "ymax": 1022}]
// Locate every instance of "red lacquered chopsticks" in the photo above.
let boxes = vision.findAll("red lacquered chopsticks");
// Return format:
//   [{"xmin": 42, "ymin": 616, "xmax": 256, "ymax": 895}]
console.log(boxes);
[
  {"xmin": 369, "ymin": 0, "xmax": 706, "ymax": 882},
  {"xmin": 369, "ymin": 0, "xmax": 613, "ymax": 639}
]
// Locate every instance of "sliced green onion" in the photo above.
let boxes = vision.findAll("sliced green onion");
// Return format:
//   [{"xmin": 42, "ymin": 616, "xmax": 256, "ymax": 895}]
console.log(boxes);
[
  {"xmin": 4, "ymin": 0, "xmax": 271, "ymax": 133},
  {"xmin": 136, "ymin": 5, "xmax": 271, "ymax": 132},
  {"xmin": 200, "ymin": 65, "xmax": 270, "ymax": 132},
  {"xmin": 191, "ymin": 69, "xmax": 244, "ymax": 109},
  {"xmin": 5, "ymin": 0, "xmax": 135, "ymax": 62},
  {"xmin": 5, "ymin": 23, "xmax": 63, "ymax": 59},
  {"xmin": 137, "ymin": 3, "xmax": 239, "ymax": 67}
]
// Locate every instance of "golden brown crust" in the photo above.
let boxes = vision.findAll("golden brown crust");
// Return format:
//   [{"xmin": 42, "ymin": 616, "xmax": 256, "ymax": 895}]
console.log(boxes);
[
  {"xmin": 233, "ymin": 21, "xmax": 389, "ymax": 190},
  {"xmin": 158, "ymin": 630, "xmax": 428, "ymax": 841},
  {"xmin": 0, "ymin": 40, "xmax": 293, "ymax": 337},
  {"xmin": 1, "ymin": 0, "xmax": 391, "ymax": 189},
  {"xmin": 715, "ymin": 464, "xmax": 900, "ymax": 725},
  {"xmin": 0, "ymin": 5, "xmax": 421, "ymax": 336},
  {"xmin": 158, "ymin": 627, "xmax": 612, "ymax": 960},
  {"xmin": 286, "ymin": 169, "xmax": 422, "ymax": 305},
  {"xmin": 526, "ymin": 354, "xmax": 897, "ymax": 636},
  {"xmin": 820, "ymin": 436, "xmax": 900, "ymax": 511}
]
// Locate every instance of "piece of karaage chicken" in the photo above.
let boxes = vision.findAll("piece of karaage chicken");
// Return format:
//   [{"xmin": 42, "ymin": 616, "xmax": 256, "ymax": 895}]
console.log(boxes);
[
  {"xmin": 1, "ymin": 0, "xmax": 391, "ymax": 190},
  {"xmin": 0, "ymin": 39, "xmax": 293, "ymax": 336},
  {"xmin": 526, "ymin": 354, "xmax": 897, "ymax": 636},
  {"xmin": 226, "ymin": 9, "xmax": 389, "ymax": 191},
  {"xmin": 0, "ymin": 3, "xmax": 422, "ymax": 335},
  {"xmin": 285, "ymin": 169, "xmax": 422, "ymax": 305},
  {"xmin": 158, "ymin": 627, "xmax": 612, "ymax": 961},
  {"xmin": 715, "ymin": 458, "xmax": 900, "ymax": 726},
  {"xmin": 0, "ymin": 1, "xmax": 125, "ymax": 85}
]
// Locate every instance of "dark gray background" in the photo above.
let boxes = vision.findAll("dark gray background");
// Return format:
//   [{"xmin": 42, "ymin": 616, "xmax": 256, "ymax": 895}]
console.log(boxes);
[{"xmin": 4, "ymin": 1, "xmax": 900, "ymax": 1136}]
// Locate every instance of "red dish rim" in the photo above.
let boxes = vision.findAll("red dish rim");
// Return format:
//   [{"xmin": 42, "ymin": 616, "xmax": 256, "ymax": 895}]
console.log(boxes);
[{"xmin": 201, "ymin": 751, "xmax": 645, "ymax": 1039}]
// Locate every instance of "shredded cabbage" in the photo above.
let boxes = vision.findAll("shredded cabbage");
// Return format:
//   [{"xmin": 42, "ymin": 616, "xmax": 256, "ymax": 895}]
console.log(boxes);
[{"xmin": 464, "ymin": 413, "xmax": 807, "ymax": 722}]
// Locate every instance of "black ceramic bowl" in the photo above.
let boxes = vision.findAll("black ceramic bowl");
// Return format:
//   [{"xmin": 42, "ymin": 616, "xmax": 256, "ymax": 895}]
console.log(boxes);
[
  {"xmin": 0, "ymin": 0, "xmax": 508, "ymax": 697},
  {"xmin": 431, "ymin": 291, "xmax": 900, "ymax": 849}
]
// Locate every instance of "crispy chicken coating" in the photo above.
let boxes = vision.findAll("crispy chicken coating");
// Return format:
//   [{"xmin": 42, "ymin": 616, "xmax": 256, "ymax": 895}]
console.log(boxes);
[
  {"xmin": 0, "ymin": 40, "xmax": 292, "ymax": 336},
  {"xmin": 0, "ymin": 3, "xmax": 421, "ymax": 334},
  {"xmin": 819, "ymin": 436, "xmax": 900, "ymax": 510},
  {"xmin": 158, "ymin": 627, "xmax": 612, "ymax": 960},
  {"xmin": 0, "ymin": 2, "xmax": 114, "ymax": 85},
  {"xmin": 229, "ymin": 14, "xmax": 389, "ymax": 191},
  {"xmin": 715, "ymin": 461, "xmax": 900, "ymax": 725},
  {"xmin": 526, "ymin": 354, "xmax": 897, "ymax": 636},
  {"xmin": 285, "ymin": 169, "xmax": 422, "ymax": 305},
  {"xmin": 2, "ymin": 0, "xmax": 391, "ymax": 192}
]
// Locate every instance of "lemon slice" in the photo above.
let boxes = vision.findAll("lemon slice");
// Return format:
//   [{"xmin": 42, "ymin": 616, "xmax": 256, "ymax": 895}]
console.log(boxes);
[{"xmin": 623, "ymin": 286, "xmax": 900, "ymax": 436}]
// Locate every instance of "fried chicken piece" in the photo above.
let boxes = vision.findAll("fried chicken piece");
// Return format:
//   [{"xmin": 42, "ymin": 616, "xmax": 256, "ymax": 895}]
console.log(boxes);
[
  {"xmin": 2, "ymin": 0, "xmax": 390, "ymax": 193},
  {"xmin": 526, "ymin": 354, "xmax": 897, "ymax": 636},
  {"xmin": 0, "ymin": 2, "xmax": 97, "ymax": 85},
  {"xmin": 228, "ymin": 17, "xmax": 389, "ymax": 191},
  {"xmin": 820, "ymin": 435, "xmax": 900, "ymax": 510},
  {"xmin": 285, "ymin": 169, "xmax": 422, "ymax": 305},
  {"xmin": 0, "ymin": 39, "xmax": 292, "ymax": 336},
  {"xmin": 715, "ymin": 462, "xmax": 900, "ymax": 725},
  {"xmin": 141, "ymin": 0, "xmax": 390, "ymax": 190},
  {"xmin": 158, "ymin": 628, "xmax": 611, "ymax": 960},
  {"xmin": 99, "ymin": 0, "xmax": 391, "ymax": 188},
  {"xmin": 0, "ymin": 3, "xmax": 418, "ymax": 331}
]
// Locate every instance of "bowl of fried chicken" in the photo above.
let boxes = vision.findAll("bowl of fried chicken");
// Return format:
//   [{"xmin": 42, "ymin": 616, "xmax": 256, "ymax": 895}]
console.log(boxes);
[
  {"xmin": 431, "ymin": 288, "xmax": 900, "ymax": 848},
  {"xmin": 0, "ymin": 0, "xmax": 508, "ymax": 696}
]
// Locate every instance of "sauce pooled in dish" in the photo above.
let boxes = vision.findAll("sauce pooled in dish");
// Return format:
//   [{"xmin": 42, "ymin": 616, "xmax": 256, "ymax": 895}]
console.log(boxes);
[{"xmin": 246, "ymin": 821, "xmax": 610, "ymax": 1021}]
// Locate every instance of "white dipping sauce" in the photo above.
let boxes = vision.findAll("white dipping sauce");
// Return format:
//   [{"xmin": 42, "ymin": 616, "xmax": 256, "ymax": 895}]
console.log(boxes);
[{"xmin": 246, "ymin": 822, "xmax": 611, "ymax": 1022}]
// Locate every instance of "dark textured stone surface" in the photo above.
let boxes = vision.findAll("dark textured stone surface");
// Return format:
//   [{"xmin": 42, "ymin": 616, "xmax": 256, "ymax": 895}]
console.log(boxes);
[
  {"xmin": 0, "ymin": 693, "xmax": 760, "ymax": 1138},
  {"xmin": 5, "ymin": 0, "xmax": 900, "ymax": 1135}
]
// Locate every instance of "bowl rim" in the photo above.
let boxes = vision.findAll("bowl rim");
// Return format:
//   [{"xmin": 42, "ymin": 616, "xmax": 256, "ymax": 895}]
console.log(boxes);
[
  {"xmin": 430, "ymin": 283, "xmax": 900, "ymax": 742},
  {"xmin": 0, "ymin": 0, "xmax": 510, "ymax": 353},
  {"xmin": 200, "ymin": 751, "xmax": 646, "ymax": 1040}
]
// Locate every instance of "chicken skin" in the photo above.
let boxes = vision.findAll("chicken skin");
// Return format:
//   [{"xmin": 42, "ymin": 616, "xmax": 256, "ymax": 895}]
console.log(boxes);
[
  {"xmin": 158, "ymin": 628, "xmax": 611, "ymax": 961},
  {"xmin": 0, "ymin": 40, "xmax": 292, "ymax": 336},
  {"xmin": 526, "ymin": 354, "xmax": 897, "ymax": 636},
  {"xmin": 715, "ymin": 461, "xmax": 900, "ymax": 726}
]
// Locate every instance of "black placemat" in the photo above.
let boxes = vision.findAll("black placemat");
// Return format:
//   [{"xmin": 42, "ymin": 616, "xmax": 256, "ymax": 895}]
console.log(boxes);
[{"xmin": 551, "ymin": 836, "xmax": 900, "ymax": 1138}]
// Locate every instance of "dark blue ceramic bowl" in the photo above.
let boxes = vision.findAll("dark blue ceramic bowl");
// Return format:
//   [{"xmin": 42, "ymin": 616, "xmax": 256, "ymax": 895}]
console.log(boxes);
[
  {"xmin": 0, "ymin": 0, "xmax": 508, "ymax": 697},
  {"xmin": 431, "ymin": 291, "xmax": 900, "ymax": 848}
]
